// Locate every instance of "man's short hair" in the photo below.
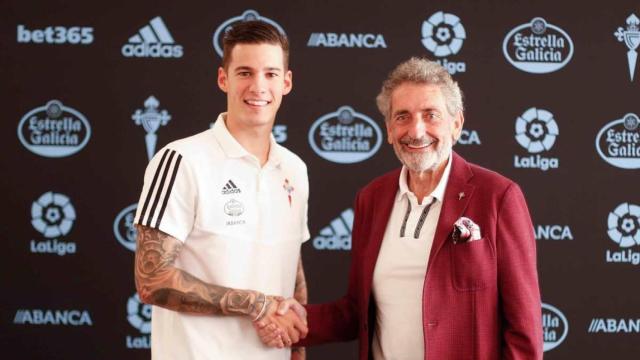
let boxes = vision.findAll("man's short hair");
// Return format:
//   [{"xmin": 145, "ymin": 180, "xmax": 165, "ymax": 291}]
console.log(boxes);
[
  {"xmin": 376, "ymin": 57, "xmax": 464, "ymax": 121},
  {"xmin": 221, "ymin": 20, "xmax": 290, "ymax": 70}
]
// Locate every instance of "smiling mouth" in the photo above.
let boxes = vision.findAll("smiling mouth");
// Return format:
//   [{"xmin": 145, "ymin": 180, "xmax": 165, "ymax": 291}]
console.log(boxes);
[
  {"xmin": 244, "ymin": 99, "xmax": 271, "ymax": 106},
  {"xmin": 404, "ymin": 140, "xmax": 436, "ymax": 150}
]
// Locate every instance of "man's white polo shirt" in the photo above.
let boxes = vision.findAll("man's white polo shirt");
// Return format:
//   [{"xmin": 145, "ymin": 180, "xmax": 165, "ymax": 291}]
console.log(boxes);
[{"xmin": 134, "ymin": 113, "xmax": 310, "ymax": 360}]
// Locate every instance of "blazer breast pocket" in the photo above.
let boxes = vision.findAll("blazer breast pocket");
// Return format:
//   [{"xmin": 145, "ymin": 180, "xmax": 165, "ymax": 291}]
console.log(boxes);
[{"xmin": 450, "ymin": 237, "xmax": 496, "ymax": 291}]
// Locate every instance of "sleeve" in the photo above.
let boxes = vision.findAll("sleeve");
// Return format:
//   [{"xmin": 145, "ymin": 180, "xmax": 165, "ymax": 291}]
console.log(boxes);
[
  {"xmin": 134, "ymin": 147, "xmax": 196, "ymax": 242},
  {"xmin": 497, "ymin": 183, "xmax": 543, "ymax": 359}
]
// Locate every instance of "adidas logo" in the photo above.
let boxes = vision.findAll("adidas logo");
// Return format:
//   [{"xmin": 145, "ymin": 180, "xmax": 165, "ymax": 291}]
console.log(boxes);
[
  {"xmin": 121, "ymin": 16, "xmax": 183, "ymax": 58},
  {"xmin": 313, "ymin": 208, "xmax": 353, "ymax": 250},
  {"xmin": 221, "ymin": 180, "xmax": 241, "ymax": 195}
]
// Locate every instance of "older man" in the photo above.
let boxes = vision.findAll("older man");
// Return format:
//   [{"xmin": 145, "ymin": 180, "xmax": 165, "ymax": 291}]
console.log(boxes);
[{"xmin": 268, "ymin": 58, "xmax": 542, "ymax": 359}]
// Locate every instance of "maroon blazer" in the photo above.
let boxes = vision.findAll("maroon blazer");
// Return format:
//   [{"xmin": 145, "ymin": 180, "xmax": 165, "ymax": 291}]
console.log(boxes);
[{"xmin": 303, "ymin": 152, "xmax": 543, "ymax": 360}]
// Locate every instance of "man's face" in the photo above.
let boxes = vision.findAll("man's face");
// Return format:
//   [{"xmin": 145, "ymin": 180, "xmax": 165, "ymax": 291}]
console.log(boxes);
[
  {"xmin": 386, "ymin": 82, "xmax": 463, "ymax": 173},
  {"xmin": 217, "ymin": 43, "xmax": 292, "ymax": 131}
]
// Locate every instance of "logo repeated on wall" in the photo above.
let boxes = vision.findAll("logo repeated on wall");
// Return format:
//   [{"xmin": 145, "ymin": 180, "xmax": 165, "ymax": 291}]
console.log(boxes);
[
  {"xmin": 614, "ymin": 14, "xmax": 639, "ymax": 81},
  {"xmin": 126, "ymin": 293, "xmax": 151, "ymax": 349},
  {"xmin": 122, "ymin": 16, "xmax": 183, "ymax": 58},
  {"xmin": 307, "ymin": 32, "xmax": 387, "ymax": 48},
  {"xmin": 542, "ymin": 303, "xmax": 569, "ymax": 352},
  {"xmin": 114, "ymin": 204, "xmax": 138, "ymax": 252},
  {"xmin": 606, "ymin": 202, "xmax": 640, "ymax": 265},
  {"xmin": 588, "ymin": 317, "xmax": 640, "ymax": 333},
  {"xmin": 17, "ymin": 25, "xmax": 94, "ymax": 45},
  {"xmin": 30, "ymin": 191, "xmax": 77, "ymax": 256},
  {"xmin": 535, "ymin": 224, "xmax": 574, "ymax": 241},
  {"xmin": 308, "ymin": 106, "xmax": 382, "ymax": 164},
  {"xmin": 457, "ymin": 129, "xmax": 481, "ymax": 145},
  {"xmin": 18, "ymin": 100, "xmax": 91, "ymax": 158},
  {"xmin": 212, "ymin": 10, "xmax": 285, "ymax": 58},
  {"xmin": 420, "ymin": 11, "xmax": 467, "ymax": 74},
  {"xmin": 132, "ymin": 96, "xmax": 172, "ymax": 161},
  {"xmin": 13, "ymin": 309, "xmax": 93, "ymax": 326},
  {"xmin": 595, "ymin": 113, "xmax": 640, "ymax": 169},
  {"xmin": 313, "ymin": 208, "xmax": 353, "ymax": 250},
  {"xmin": 503, "ymin": 17, "xmax": 574, "ymax": 74},
  {"xmin": 513, "ymin": 107, "xmax": 559, "ymax": 171}
]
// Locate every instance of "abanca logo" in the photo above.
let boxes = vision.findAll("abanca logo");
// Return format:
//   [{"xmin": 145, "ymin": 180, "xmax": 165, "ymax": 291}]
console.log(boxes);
[
  {"xmin": 308, "ymin": 106, "xmax": 382, "ymax": 164},
  {"xmin": 212, "ymin": 10, "xmax": 285, "ymax": 58},
  {"xmin": 503, "ymin": 17, "xmax": 574, "ymax": 73},
  {"xmin": 18, "ymin": 100, "xmax": 91, "ymax": 158},
  {"xmin": 595, "ymin": 113, "xmax": 640, "ymax": 169}
]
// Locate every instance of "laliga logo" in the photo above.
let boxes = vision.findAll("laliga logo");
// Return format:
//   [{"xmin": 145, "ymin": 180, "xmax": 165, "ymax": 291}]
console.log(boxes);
[
  {"xmin": 614, "ymin": 14, "xmax": 640, "ymax": 81},
  {"xmin": 213, "ymin": 10, "xmax": 285, "ymax": 57},
  {"xmin": 126, "ymin": 293, "xmax": 151, "ymax": 349},
  {"xmin": 114, "ymin": 204, "xmax": 138, "ymax": 252},
  {"xmin": 503, "ymin": 17, "xmax": 574, "ymax": 74},
  {"xmin": 132, "ymin": 96, "xmax": 171, "ymax": 161},
  {"xmin": 514, "ymin": 107, "xmax": 559, "ymax": 171},
  {"xmin": 606, "ymin": 202, "xmax": 640, "ymax": 266},
  {"xmin": 542, "ymin": 303, "xmax": 569, "ymax": 352},
  {"xmin": 421, "ymin": 11, "xmax": 466, "ymax": 74},
  {"xmin": 595, "ymin": 113, "xmax": 640, "ymax": 169},
  {"xmin": 30, "ymin": 191, "xmax": 77, "ymax": 256},
  {"xmin": 308, "ymin": 106, "xmax": 382, "ymax": 164},
  {"xmin": 18, "ymin": 100, "xmax": 91, "ymax": 158}
]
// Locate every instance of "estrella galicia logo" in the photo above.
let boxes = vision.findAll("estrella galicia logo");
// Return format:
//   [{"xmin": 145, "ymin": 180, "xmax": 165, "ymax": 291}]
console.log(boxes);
[
  {"xmin": 212, "ymin": 10, "xmax": 285, "ymax": 58},
  {"xmin": 30, "ymin": 191, "xmax": 77, "ymax": 256},
  {"xmin": 514, "ymin": 107, "xmax": 559, "ymax": 171},
  {"xmin": 595, "ymin": 113, "xmax": 640, "ymax": 169},
  {"xmin": 114, "ymin": 204, "xmax": 138, "ymax": 252},
  {"xmin": 308, "ymin": 106, "xmax": 382, "ymax": 164},
  {"xmin": 313, "ymin": 208, "xmax": 353, "ymax": 250},
  {"xmin": 542, "ymin": 303, "xmax": 569, "ymax": 352},
  {"xmin": 503, "ymin": 17, "xmax": 574, "ymax": 74},
  {"xmin": 606, "ymin": 202, "xmax": 640, "ymax": 265},
  {"xmin": 126, "ymin": 293, "xmax": 151, "ymax": 349},
  {"xmin": 18, "ymin": 100, "xmax": 91, "ymax": 158},
  {"xmin": 420, "ymin": 11, "xmax": 467, "ymax": 74}
]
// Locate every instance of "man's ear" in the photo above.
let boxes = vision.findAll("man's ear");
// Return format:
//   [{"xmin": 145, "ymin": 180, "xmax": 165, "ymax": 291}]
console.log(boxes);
[
  {"xmin": 453, "ymin": 112, "xmax": 465, "ymax": 143},
  {"xmin": 217, "ymin": 67, "xmax": 228, "ymax": 93},
  {"xmin": 283, "ymin": 70, "xmax": 293, "ymax": 95}
]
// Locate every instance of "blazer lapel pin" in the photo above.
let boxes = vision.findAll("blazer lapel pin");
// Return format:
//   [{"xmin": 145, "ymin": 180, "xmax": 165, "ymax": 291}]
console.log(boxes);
[{"xmin": 458, "ymin": 192, "xmax": 465, "ymax": 200}]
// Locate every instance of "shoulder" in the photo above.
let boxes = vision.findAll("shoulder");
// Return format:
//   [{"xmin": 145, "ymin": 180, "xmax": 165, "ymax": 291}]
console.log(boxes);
[
  {"xmin": 162, "ymin": 129, "xmax": 217, "ymax": 158},
  {"xmin": 358, "ymin": 167, "xmax": 401, "ymax": 199}
]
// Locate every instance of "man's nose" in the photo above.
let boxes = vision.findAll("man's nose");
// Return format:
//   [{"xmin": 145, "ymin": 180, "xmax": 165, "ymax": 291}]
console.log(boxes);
[
  {"xmin": 407, "ymin": 116, "xmax": 427, "ymax": 138},
  {"xmin": 249, "ymin": 74, "xmax": 267, "ymax": 94}
]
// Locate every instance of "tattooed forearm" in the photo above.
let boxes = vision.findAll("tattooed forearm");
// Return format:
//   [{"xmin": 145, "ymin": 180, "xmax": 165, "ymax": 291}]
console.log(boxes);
[
  {"xmin": 134, "ymin": 225, "xmax": 264, "ymax": 318},
  {"xmin": 293, "ymin": 255, "xmax": 308, "ymax": 305}
]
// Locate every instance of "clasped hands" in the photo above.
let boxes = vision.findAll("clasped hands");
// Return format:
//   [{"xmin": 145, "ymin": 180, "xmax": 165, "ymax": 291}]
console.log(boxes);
[{"xmin": 253, "ymin": 297, "xmax": 307, "ymax": 349}]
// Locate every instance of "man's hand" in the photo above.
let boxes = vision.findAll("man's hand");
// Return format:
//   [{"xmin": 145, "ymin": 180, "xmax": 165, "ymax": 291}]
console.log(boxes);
[{"xmin": 254, "ymin": 298, "xmax": 308, "ymax": 348}]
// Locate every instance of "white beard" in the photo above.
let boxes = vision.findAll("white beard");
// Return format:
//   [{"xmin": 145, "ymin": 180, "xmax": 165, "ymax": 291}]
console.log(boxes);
[{"xmin": 392, "ymin": 135, "xmax": 452, "ymax": 173}]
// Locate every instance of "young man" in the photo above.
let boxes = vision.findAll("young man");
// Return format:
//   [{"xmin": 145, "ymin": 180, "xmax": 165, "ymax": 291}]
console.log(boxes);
[{"xmin": 133, "ymin": 21, "xmax": 309, "ymax": 360}]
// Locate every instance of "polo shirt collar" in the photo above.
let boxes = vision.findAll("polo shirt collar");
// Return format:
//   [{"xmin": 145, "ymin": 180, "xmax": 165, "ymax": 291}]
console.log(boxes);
[
  {"xmin": 212, "ymin": 113, "xmax": 282, "ymax": 167},
  {"xmin": 397, "ymin": 154, "xmax": 452, "ymax": 204}
]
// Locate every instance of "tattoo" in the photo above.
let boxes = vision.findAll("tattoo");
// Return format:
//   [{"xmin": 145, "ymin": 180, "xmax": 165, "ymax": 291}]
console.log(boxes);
[
  {"xmin": 293, "ymin": 255, "xmax": 308, "ymax": 305},
  {"xmin": 134, "ymin": 225, "xmax": 264, "ymax": 318}
]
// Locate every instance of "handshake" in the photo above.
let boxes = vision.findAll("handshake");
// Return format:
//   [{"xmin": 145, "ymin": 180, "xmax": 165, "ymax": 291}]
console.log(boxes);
[{"xmin": 252, "ymin": 296, "xmax": 307, "ymax": 349}]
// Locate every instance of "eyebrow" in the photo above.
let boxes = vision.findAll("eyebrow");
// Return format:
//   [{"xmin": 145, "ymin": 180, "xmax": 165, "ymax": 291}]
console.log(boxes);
[{"xmin": 233, "ymin": 66, "xmax": 282, "ymax": 72}]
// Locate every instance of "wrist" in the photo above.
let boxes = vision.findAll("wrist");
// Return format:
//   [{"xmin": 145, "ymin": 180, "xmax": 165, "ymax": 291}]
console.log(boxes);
[{"xmin": 250, "ymin": 292, "xmax": 268, "ymax": 321}]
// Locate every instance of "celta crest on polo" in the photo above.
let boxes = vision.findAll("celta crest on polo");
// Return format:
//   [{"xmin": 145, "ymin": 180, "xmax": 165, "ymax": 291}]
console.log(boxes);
[
  {"xmin": 212, "ymin": 10, "xmax": 285, "ymax": 58},
  {"xmin": 313, "ymin": 208, "xmax": 353, "ymax": 251},
  {"xmin": 420, "ymin": 11, "xmax": 467, "ymax": 74},
  {"xmin": 18, "ymin": 100, "xmax": 91, "ymax": 158},
  {"xmin": 132, "ymin": 96, "xmax": 172, "ymax": 161},
  {"xmin": 614, "ymin": 14, "xmax": 640, "ymax": 81},
  {"xmin": 126, "ymin": 293, "xmax": 151, "ymax": 349},
  {"xmin": 606, "ymin": 202, "xmax": 640, "ymax": 265},
  {"xmin": 513, "ymin": 107, "xmax": 559, "ymax": 171},
  {"xmin": 503, "ymin": 17, "xmax": 574, "ymax": 74},
  {"xmin": 114, "ymin": 203, "xmax": 138, "ymax": 252},
  {"xmin": 542, "ymin": 303, "xmax": 569, "ymax": 352},
  {"xmin": 308, "ymin": 106, "xmax": 382, "ymax": 164},
  {"xmin": 595, "ymin": 113, "xmax": 640, "ymax": 169},
  {"xmin": 122, "ymin": 16, "xmax": 183, "ymax": 58},
  {"xmin": 307, "ymin": 32, "xmax": 387, "ymax": 48},
  {"xmin": 17, "ymin": 24, "xmax": 94, "ymax": 45},
  {"xmin": 30, "ymin": 191, "xmax": 77, "ymax": 256}
]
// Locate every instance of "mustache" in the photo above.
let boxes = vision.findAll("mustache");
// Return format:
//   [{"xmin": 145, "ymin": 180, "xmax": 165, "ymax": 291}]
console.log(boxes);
[{"xmin": 398, "ymin": 136, "xmax": 436, "ymax": 147}]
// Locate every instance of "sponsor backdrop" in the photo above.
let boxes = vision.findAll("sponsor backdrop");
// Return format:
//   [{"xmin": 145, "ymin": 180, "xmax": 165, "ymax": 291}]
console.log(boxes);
[{"xmin": 1, "ymin": 0, "xmax": 639, "ymax": 358}]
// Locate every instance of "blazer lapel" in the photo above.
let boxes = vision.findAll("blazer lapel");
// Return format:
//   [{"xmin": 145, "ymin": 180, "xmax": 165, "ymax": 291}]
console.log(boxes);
[{"xmin": 427, "ymin": 152, "xmax": 475, "ymax": 272}]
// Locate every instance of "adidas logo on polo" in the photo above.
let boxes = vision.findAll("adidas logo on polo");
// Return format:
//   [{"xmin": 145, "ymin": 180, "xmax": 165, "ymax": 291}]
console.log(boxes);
[
  {"xmin": 121, "ymin": 16, "xmax": 183, "ymax": 58},
  {"xmin": 221, "ymin": 180, "xmax": 241, "ymax": 195}
]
